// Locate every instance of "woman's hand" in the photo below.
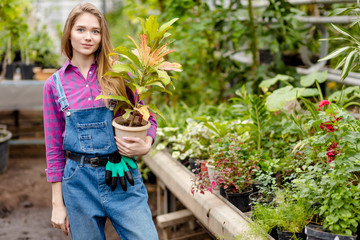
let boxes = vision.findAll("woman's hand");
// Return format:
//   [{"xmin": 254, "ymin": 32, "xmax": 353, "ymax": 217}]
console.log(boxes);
[
  {"xmin": 51, "ymin": 182, "xmax": 70, "ymax": 236},
  {"xmin": 51, "ymin": 201, "xmax": 70, "ymax": 236},
  {"xmin": 115, "ymin": 136, "xmax": 153, "ymax": 157}
]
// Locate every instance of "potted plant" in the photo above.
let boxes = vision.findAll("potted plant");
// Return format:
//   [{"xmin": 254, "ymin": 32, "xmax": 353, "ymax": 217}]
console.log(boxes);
[
  {"xmin": 252, "ymin": 190, "xmax": 312, "ymax": 240},
  {"xmin": 96, "ymin": 16, "xmax": 182, "ymax": 140},
  {"xmin": 209, "ymin": 133, "xmax": 260, "ymax": 212},
  {"xmin": 0, "ymin": 125, "xmax": 12, "ymax": 173},
  {"xmin": 0, "ymin": 0, "xmax": 29, "ymax": 80},
  {"xmin": 292, "ymin": 101, "xmax": 360, "ymax": 239}
]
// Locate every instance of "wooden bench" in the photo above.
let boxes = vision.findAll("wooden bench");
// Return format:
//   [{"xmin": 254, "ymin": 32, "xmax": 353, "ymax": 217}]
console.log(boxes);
[{"xmin": 157, "ymin": 209, "xmax": 206, "ymax": 240}]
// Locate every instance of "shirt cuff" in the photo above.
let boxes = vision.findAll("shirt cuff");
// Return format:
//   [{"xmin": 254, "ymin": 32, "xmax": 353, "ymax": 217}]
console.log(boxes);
[{"xmin": 45, "ymin": 168, "xmax": 64, "ymax": 182}]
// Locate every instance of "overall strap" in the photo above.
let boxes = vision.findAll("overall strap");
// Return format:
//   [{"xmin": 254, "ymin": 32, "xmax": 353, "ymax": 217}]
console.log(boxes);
[{"xmin": 53, "ymin": 71, "xmax": 71, "ymax": 116}]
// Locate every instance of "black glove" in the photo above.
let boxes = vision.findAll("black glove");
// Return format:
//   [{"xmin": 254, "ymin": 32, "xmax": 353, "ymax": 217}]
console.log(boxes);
[{"xmin": 105, "ymin": 152, "xmax": 136, "ymax": 191}]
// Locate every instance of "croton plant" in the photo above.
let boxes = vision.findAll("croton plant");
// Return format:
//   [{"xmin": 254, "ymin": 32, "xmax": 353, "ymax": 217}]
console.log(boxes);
[{"xmin": 96, "ymin": 15, "xmax": 182, "ymax": 126}]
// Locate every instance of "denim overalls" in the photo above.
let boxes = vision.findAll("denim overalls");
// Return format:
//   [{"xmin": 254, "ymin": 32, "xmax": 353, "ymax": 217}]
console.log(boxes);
[{"xmin": 53, "ymin": 71, "xmax": 158, "ymax": 240}]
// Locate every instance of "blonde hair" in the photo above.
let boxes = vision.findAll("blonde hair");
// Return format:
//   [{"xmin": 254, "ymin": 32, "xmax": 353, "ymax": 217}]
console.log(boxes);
[{"xmin": 61, "ymin": 2, "xmax": 127, "ymax": 100}]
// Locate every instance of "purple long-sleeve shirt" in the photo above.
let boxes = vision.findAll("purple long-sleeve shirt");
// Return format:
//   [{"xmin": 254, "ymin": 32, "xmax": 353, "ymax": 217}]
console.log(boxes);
[{"xmin": 43, "ymin": 59, "xmax": 157, "ymax": 182}]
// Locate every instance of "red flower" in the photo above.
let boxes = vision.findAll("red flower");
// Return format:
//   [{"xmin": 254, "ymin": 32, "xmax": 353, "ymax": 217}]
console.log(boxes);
[
  {"xmin": 320, "ymin": 122, "xmax": 335, "ymax": 132},
  {"xmin": 326, "ymin": 141, "xmax": 340, "ymax": 162},
  {"xmin": 318, "ymin": 100, "xmax": 330, "ymax": 110}
]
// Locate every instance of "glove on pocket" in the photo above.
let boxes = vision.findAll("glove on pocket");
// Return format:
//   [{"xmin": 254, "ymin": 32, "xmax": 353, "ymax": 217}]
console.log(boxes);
[{"xmin": 105, "ymin": 151, "xmax": 137, "ymax": 191}]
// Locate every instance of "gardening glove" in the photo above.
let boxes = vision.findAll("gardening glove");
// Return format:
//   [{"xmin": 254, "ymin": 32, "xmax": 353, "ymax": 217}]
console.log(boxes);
[{"xmin": 105, "ymin": 151, "xmax": 137, "ymax": 191}]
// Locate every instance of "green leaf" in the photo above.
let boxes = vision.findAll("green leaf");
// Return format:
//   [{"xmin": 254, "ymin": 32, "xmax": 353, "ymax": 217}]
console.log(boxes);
[
  {"xmin": 299, "ymin": 97, "xmax": 319, "ymax": 119},
  {"xmin": 139, "ymin": 91, "xmax": 152, "ymax": 101},
  {"xmin": 265, "ymin": 86, "xmax": 304, "ymax": 111},
  {"xmin": 300, "ymin": 71, "xmax": 328, "ymax": 87},
  {"xmin": 300, "ymin": 88, "xmax": 320, "ymax": 97},
  {"xmin": 331, "ymin": 24, "xmax": 360, "ymax": 44},
  {"xmin": 259, "ymin": 74, "xmax": 293, "ymax": 92},
  {"xmin": 112, "ymin": 63, "xmax": 135, "ymax": 76},
  {"xmin": 122, "ymin": 109, "xmax": 133, "ymax": 120},
  {"xmin": 330, "ymin": 8, "xmax": 350, "ymax": 16},
  {"xmin": 145, "ymin": 15, "xmax": 159, "ymax": 41},
  {"xmin": 148, "ymin": 103, "xmax": 166, "ymax": 120},
  {"xmin": 95, "ymin": 95, "xmax": 133, "ymax": 107},
  {"xmin": 335, "ymin": 57, "xmax": 347, "ymax": 70},
  {"xmin": 137, "ymin": 17, "xmax": 146, "ymax": 34},
  {"xmin": 159, "ymin": 18, "xmax": 179, "ymax": 33},
  {"xmin": 156, "ymin": 70, "xmax": 171, "ymax": 85},
  {"xmin": 113, "ymin": 46, "xmax": 140, "ymax": 67},
  {"xmin": 103, "ymin": 71, "xmax": 133, "ymax": 81},
  {"xmin": 341, "ymin": 50, "xmax": 358, "ymax": 80},
  {"xmin": 133, "ymin": 83, "xmax": 148, "ymax": 95},
  {"xmin": 319, "ymin": 47, "xmax": 350, "ymax": 62}
]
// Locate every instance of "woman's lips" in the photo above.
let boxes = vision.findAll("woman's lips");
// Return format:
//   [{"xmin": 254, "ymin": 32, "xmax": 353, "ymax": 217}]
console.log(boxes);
[{"xmin": 82, "ymin": 44, "xmax": 93, "ymax": 48}]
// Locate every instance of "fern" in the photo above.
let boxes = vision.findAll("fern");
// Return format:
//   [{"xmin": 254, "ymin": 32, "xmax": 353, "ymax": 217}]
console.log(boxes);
[{"xmin": 249, "ymin": 95, "xmax": 268, "ymax": 151}]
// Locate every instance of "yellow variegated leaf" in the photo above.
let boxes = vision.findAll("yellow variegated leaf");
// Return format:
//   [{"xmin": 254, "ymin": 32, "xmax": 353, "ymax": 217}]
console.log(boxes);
[
  {"xmin": 122, "ymin": 109, "xmax": 133, "ymax": 121},
  {"xmin": 135, "ymin": 106, "xmax": 150, "ymax": 121}
]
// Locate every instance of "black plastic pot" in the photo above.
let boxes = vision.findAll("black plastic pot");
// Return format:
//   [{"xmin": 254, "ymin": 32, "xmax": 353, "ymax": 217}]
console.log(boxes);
[
  {"xmin": 4, "ymin": 63, "xmax": 16, "ymax": 80},
  {"xmin": 0, "ymin": 125, "xmax": 12, "ymax": 173},
  {"xmin": 259, "ymin": 49, "xmax": 274, "ymax": 64},
  {"xmin": 189, "ymin": 158, "xmax": 200, "ymax": 174},
  {"xmin": 225, "ymin": 187, "xmax": 253, "ymax": 212},
  {"xmin": 305, "ymin": 224, "xmax": 357, "ymax": 240},
  {"xmin": 19, "ymin": 63, "xmax": 34, "ymax": 80},
  {"xmin": 277, "ymin": 229, "xmax": 306, "ymax": 240},
  {"xmin": 219, "ymin": 184, "xmax": 226, "ymax": 198}
]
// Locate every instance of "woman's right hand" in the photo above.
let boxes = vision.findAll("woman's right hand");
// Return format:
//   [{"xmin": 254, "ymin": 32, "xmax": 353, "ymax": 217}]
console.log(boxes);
[
  {"xmin": 51, "ymin": 202, "xmax": 70, "ymax": 236},
  {"xmin": 51, "ymin": 182, "xmax": 69, "ymax": 236}
]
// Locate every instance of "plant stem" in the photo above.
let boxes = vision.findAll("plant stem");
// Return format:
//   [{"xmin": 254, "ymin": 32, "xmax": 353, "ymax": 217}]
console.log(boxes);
[
  {"xmin": 248, "ymin": 0, "xmax": 259, "ymax": 80},
  {"xmin": 129, "ymin": 111, "xmax": 137, "ymax": 127},
  {"xmin": 315, "ymin": 81, "xmax": 324, "ymax": 100}
]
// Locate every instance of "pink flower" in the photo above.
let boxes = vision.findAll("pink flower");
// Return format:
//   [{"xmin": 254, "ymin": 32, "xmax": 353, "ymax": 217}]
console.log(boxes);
[
  {"xmin": 211, "ymin": 181, "xmax": 217, "ymax": 188},
  {"xmin": 318, "ymin": 100, "xmax": 330, "ymax": 110},
  {"xmin": 273, "ymin": 110, "xmax": 281, "ymax": 116}
]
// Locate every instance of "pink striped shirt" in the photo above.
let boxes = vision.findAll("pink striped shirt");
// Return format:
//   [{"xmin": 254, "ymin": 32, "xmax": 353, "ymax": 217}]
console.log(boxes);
[{"xmin": 43, "ymin": 59, "xmax": 157, "ymax": 182}]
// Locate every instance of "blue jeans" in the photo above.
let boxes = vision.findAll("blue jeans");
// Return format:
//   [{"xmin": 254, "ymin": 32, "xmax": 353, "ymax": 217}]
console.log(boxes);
[{"xmin": 62, "ymin": 158, "xmax": 159, "ymax": 240}]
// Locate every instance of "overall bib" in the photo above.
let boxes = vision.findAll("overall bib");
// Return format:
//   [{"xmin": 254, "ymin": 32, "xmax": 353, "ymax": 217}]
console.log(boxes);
[{"xmin": 53, "ymin": 72, "xmax": 158, "ymax": 240}]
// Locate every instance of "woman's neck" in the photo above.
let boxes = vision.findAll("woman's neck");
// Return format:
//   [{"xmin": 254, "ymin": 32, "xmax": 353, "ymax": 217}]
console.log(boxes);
[{"xmin": 71, "ymin": 54, "xmax": 95, "ymax": 79}]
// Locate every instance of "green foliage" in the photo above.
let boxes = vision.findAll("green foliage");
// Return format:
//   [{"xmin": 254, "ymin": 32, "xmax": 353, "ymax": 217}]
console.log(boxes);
[
  {"xmin": 260, "ymin": 72, "xmax": 325, "ymax": 112},
  {"xmin": 292, "ymin": 103, "xmax": 360, "ymax": 235},
  {"xmin": 252, "ymin": 190, "xmax": 313, "ymax": 234},
  {"xmin": 96, "ymin": 15, "xmax": 181, "ymax": 124},
  {"xmin": 318, "ymin": 4, "xmax": 360, "ymax": 81},
  {"xmin": 0, "ymin": 0, "xmax": 29, "ymax": 65}
]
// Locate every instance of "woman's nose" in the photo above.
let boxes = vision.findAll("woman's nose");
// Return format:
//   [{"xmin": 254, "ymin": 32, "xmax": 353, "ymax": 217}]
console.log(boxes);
[{"xmin": 85, "ymin": 31, "xmax": 91, "ymax": 40}]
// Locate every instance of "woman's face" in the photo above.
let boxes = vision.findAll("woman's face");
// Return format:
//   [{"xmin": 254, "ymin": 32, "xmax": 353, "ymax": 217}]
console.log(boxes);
[{"xmin": 70, "ymin": 12, "xmax": 101, "ymax": 59}]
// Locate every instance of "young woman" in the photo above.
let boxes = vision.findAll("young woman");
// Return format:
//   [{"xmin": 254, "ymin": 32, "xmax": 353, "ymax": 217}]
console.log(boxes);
[{"xmin": 43, "ymin": 3, "xmax": 158, "ymax": 240}]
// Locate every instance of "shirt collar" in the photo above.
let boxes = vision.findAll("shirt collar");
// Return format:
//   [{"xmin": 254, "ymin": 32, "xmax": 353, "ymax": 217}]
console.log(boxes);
[{"xmin": 61, "ymin": 58, "xmax": 97, "ymax": 73}]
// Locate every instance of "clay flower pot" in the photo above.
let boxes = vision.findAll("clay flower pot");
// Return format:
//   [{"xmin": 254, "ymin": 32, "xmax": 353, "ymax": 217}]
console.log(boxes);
[{"xmin": 112, "ymin": 116, "xmax": 150, "ymax": 141}]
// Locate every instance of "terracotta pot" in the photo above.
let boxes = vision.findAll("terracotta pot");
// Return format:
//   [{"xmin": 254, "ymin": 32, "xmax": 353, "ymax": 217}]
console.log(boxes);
[
  {"xmin": 112, "ymin": 116, "xmax": 151, "ymax": 141},
  {"xmin": 200, "ymin": 160, "xmax": 207, "ymax": 173}
]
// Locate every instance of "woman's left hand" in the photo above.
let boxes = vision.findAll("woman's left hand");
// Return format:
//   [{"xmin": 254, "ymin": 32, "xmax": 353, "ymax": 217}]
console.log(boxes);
[{"xmin": 114, "ymin": 136, "xmax": 153, "ymax": 157}]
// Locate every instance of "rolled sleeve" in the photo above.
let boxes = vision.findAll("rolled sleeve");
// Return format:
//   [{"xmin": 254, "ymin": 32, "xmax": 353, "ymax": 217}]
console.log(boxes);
[{"xmin": 43, "ymin": 76, "xmax": 66, "ymax": 182}]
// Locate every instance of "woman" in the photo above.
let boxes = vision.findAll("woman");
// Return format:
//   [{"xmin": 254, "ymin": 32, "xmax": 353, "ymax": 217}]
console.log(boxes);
[{"xmin": 43, "ymin": 3, "xmax": 158, "ymax": 240}]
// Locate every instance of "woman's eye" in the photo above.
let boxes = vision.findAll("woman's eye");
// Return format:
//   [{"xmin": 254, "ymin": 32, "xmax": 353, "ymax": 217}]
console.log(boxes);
[
  {"xmin": 77, "ymin": 28, "xmax": 84, "ymax": 32},
  {"xmin": 93, "ymin": 30, "xmax": 100, "ymax": 34}
]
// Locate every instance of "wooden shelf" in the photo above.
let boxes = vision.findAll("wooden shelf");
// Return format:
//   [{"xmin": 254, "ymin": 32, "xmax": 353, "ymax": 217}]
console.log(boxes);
[{"xmin": 143, "ymin": 150, "xmax": 273, "ymax": 240}]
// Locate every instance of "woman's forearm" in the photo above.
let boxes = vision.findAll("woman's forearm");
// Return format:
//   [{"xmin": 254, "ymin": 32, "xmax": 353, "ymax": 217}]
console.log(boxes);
[{"xmin": 51, "ymin": 182, "xmax": 64, "ymax": 206}]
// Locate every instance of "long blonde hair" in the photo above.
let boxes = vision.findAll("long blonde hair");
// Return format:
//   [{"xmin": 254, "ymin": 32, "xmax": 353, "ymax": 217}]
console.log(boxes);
[{"xmin": 61, "ymin": 2, "xmax": 127, "ymax": 100}]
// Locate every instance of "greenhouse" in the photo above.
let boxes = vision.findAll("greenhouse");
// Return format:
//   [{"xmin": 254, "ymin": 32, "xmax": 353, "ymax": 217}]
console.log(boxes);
[{"xmin": 1, "ymin": 0, "xmax": 360, "ymax": 239}]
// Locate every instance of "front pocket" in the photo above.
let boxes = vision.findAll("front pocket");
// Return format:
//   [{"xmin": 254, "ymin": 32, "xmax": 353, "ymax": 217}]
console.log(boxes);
[
  {"xmin": 63, "ymin": 159, "xmax": 80, "ymax": 181},
  {"xmin": 77, "ymin": 121, "xmax": 111, "ymax": 153}
]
